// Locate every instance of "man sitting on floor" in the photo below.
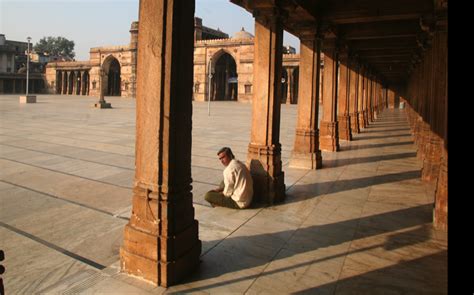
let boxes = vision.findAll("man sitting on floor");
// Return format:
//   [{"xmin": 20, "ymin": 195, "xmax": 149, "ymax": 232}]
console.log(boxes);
[{"xmin": 204, "ymin": 147, "xmax": 253, "ymax": 209}]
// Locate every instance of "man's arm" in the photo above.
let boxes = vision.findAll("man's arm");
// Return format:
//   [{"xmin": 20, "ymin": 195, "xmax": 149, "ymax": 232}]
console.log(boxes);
[{"xmin": 223, "ymin": 169, "xmax": 236, "ymax": 197}]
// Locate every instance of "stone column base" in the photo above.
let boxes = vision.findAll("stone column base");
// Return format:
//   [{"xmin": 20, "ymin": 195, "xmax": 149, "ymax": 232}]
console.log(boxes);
[
  {"xmin": 319, "ymin": 121, "xmax": 340, "ymax": 152},
  {"xmin": 433, "ymin": 152, "xmax": 447, "ymax": 232},
  {"xmin": 289, "ymin": 150, "xmax": 322, "ymax": 169},
  {"xmin": 94, "ymin": 101, "xmax": 112, "ymax": 109},
  {"xmin": 417, "ymin": 122, "xmax": 430, "ymax": 161},
  {"xmin": 350, "ymin": 112, "xmax": 360, "ymax": 134},
  {"xmin": 121, "ymin": 221, "xmax": 201, "ymax": 287},
  {"xmin": 247, "ymin": 144, "xmax": 285, "ymax": 204},
  {"xmin": 422, "ymin": 135, "xmax": 443, "ymax": 182},
  {"xmin": 337, "ymin": 115, "xmax": 352, "ymax": 141},
  {"xmin": 19, "ymin": 95, "xmax": 36, "ymax": 103},
  {"xmin": 358, "ymin": 112, "xmax": 365, "ymax": 130},
  {"xmin": 369, "ymin": 107, "xmax": 375, "ymax": 122},
  {"xmin": 363, "ymin": 110, "xmax": 369, "ymax": 128}
]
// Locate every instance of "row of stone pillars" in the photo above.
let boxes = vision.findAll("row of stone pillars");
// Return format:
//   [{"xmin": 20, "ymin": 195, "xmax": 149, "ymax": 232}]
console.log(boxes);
[
  {"xmin": 0, "ymin": 78, "xmax": 43, "ymax": 94},
  {"xmin": 290, "ymin": 34, "xmax": 388, "ymax": 169},
  {"xmin": 120, "ymin": 0, "xmax": 390, "ymax": 287},
  {"xmin": 56, "ymin": 70, "xmax": 90, "ymax": 96},
  {"xmin": 404, "ymin": 16, "xmax": 448, "ymax": 232}
]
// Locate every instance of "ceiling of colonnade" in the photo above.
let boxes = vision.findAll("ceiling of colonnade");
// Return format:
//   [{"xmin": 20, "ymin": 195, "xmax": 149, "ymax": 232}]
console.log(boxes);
[{"xmin": 230, "ymin": 0, "xmax": 447, "ymax": 87}]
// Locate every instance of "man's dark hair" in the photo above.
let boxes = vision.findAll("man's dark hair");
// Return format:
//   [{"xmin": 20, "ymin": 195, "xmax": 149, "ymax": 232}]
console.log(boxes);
[{"xmin": 217, "ymin": 147, "xmax": 235, "ymax": 159}]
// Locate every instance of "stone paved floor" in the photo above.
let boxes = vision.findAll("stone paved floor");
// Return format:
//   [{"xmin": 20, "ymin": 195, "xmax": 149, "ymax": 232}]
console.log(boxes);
[{"xmin": 0, "ymin": 94, "xmax": 447, "ymax": 294}]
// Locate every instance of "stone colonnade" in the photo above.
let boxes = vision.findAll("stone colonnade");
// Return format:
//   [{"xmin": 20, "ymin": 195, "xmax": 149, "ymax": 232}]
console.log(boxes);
[
  {"xmin": 0, "ymin": 76, "xmax": 44, "ymax": 94},
  {"xmin": 405, "ymin": 14, "xmax": 448, "ymax": 231},
  {"xmin": 121, "ymin": 0, "xmax": 447, "ymax": 287},
  {"xmin": 55, "ymin": 70, "xmax": 90, "ymax": 95}
]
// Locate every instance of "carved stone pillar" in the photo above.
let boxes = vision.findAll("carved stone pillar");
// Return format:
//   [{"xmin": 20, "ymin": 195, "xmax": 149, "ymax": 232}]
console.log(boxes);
[
  {"xmin": 362, "ymin": 70, "xmax": 370, "ymax": 128},
  {"xmin": 357, "ymin": 66, "xmax": 366, "ymax": 130},
  {"xmin": 417, "ymin": 120, "xmax": 430, "ymax": 161},
  {"xmin": 421, "ymin": 132, "xmax": 443, "ymax": 181},
  {"xmin": 120, "ymin": 0, "xmax": 201, "ymax": 287},
  {"xmin": 319, "ymin": 45, "xmax": 340, "ymax": 151},
  {"xmin": 349, "ymin": 58, "xmax": 360, "ymax": 134},
  {"xmin": 337, "ymin": 48, "xmax": 352, "ymax": 141},
  {"xmin": 247, "ymin": 7, "xmax": 286, "ymax": 204},
  {"xmin": 368, "ymin": 76, "xmax": 374, "ymax": 122},
  {"xmin": 433, "ymin": 147, "xmax": 447, "ymax": 231},
  {"xmin": 289, "ymin": 32, "xmax": 322, "ymax": 169},
  {"xmin": 373, "ymin": 81, "xmax": 381, "ymax": 119}
]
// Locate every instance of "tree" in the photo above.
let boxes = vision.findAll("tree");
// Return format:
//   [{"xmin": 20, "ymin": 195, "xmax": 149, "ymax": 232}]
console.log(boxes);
[{"xmin": 34, "ymin": 36, "xmax": 75, "ymax": 58}]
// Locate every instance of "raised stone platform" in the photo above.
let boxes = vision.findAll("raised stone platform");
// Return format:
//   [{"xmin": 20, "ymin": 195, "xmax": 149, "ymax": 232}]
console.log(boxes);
[
  {"xmin": 93, "ymin": 101, "xmax": 112, "ymax": 109},
  {"xmin": 19, "ymin": 95, "xmax": 36, "ymax": 103}
]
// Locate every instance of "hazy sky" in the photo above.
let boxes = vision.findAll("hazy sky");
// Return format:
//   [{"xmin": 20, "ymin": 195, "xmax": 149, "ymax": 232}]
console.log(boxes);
[{"xmin": 1, "ymin": 0, "xmax": 299, "ymax": 61}]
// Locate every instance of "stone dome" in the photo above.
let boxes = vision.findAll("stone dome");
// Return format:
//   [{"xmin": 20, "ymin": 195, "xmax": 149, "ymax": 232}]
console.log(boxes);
[{"xmin": 233, "ymin": 27, "xmax": 254, "ymax": 39}]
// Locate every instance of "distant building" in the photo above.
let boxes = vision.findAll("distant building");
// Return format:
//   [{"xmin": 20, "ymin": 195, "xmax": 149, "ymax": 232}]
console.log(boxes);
[
  {"xmin": 44, "ymin": 19, "xmax": 301, "ymax": 104},
  {"xmin": 0, "ymin": 34, "xmax": 44, "ymax": 94},
  {"xmin": 283, "ymin": 45, "xmax": 296, "ymax": 54}
]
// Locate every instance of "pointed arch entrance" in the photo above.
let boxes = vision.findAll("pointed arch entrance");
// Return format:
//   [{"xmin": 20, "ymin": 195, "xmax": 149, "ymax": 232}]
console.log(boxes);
[
  {"xmin": 102, "ymin": 56, "xmax": 122, "ymax": 96},
  {"xmin": 211, "ymin": 51, "xmax": 237, "ymax": 101}
]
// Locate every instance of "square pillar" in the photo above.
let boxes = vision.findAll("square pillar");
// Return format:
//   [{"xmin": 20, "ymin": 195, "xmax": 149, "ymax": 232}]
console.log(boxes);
[
  {"xmin": 319, "ymin": 44, "xmax": 340, "ymax": 152},
  {"xmin": 289, "ymin": 32, "xmax": 323, "ymax": 169},
  {"xmin": 368, "ymin": 76, "xmax": 374, "ymax": 122},
  {"xmin": 247, "ymin": 7, "xmax": 286, "ymax": 204},
  {"xmin": 349, "ymin": 58, "xmax": 360, "ymax": 134},
  {"xmin": 337, "ymin": 48, "xmax": 352, "ymax": 141},
  {"xmin": 434, "ymin": 148, "xmax": 447, "ymax": 231},
  {"xmin": 120, "ymin": 0, "xmax": 201, "ymax": 287},
  {"xmin": 358, "ymin": 66, "xmax": 367, "ymax": 129},
  {"xmin": 362, "ymin": 70, "xmax": 370, "ymax": 128}
]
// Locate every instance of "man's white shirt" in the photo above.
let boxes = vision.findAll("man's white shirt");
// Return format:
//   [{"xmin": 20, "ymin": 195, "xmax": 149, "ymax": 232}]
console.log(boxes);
[{"xmin": 223, "ymin": 159, "xmax": 253, "ymax": 208}]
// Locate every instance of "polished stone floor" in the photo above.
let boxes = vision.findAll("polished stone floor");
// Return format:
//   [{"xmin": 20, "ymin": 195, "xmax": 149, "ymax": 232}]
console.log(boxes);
[{"xmin": 0, "ymin": 94, "xmax": 447, "ymax": 294}]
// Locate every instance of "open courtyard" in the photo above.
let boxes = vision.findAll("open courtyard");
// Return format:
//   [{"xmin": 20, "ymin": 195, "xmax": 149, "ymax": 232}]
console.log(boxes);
[{"xmin": 0, "ymin": 94, "xmax": 446, "ymax": 294}]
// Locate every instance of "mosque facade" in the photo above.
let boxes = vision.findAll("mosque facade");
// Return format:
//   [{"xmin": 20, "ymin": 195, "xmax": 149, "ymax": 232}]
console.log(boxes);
[{"xmin": 45, "ymin": 19, "xmax": 300, "ymax": 104}]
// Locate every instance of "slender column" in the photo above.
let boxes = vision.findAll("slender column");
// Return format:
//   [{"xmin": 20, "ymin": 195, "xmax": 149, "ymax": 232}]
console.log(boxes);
[
  {"xmin": 368, "ymin": 75, "xmax": 374, "ymax": 122},
  {"xmin": 69, "ymin": 71, "xmax": 74, "ymax": 95},
  {"xmin": 337, "ymin": 47, "xmax": 352, "ymax": 141},
  {"xmin": 86, "ymin": 71, "xmax": 90, "ymax": 95},
  {"xmin": 289, "ymin": 32, "xmax": 322, "ymax": 169},
  {"xmin": 80, "ymin": 71, "xmax": 85, "ymax": 95},
  {"xmin": 56, "ymin": 71, "xmax": 62, "ymax": 94},
  {"xmin": 349, "ymin": 58, "xmax": 360, "ymax": 134},
  {"xmin": 319, "ymin": 44, "xmax": 340, "ymax": 151},
  {"xmin": 357, "ymin": 66, "xmax": 365, "ymax": 130},
  {"xmin": 286, "ymin": 67, "xmax": 293, "ymax": 104},
  {"xmin": 373, "ymin": 80, "xmax": 380, "ymax": 119},
  {"xmin": 62, "ymin": 71, "xmax": 68, "ymax": 94},
  {"xmin": 120, "ymin": 0, "xmax": 201, "ymax": 287},
  {"xmin": 76, "ymin": 71, "xmax": 81, "ymax": 95},
  {"xmin": 246, "ymin": 7, "xmax": 286, "ymax": 204},
  {"xmin": 363, "ymin": 69, "xmax": 370, "ymax": 127},
  {"xmin": 374, "ymin": 81, "xmax": 379, "ymax": 117}
]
